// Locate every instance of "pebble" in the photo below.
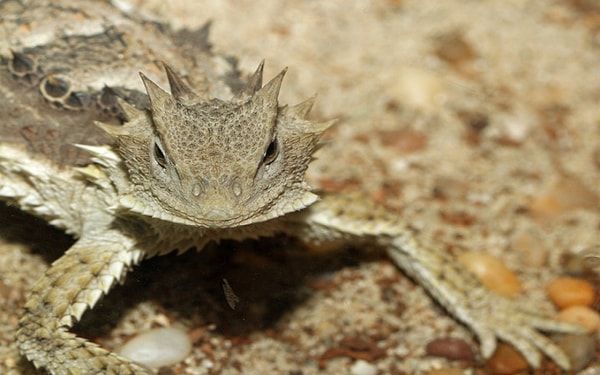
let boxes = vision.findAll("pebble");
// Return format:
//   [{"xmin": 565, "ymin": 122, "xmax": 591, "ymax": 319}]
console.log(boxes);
[
  {"xmin": 546, "ymin": 276, "xmax": 595, "ymax": 309},
  {"xmin": 0, "ymin": 279, "xmax": 11, "ymax": 299},
  {"xmin": 495, "ymin": 108, "xmax": 536, "ymax": 145},
  {"xmin": 427, "ymin": 369, "xmax": 465, "ymax": 375},
  {"xmin": 118, "ymin": 327, "xmax": 192, "ymax": 369},
  {"xmin": 379, "ymin": 128, "xmax": 428, "ymax": 155},
  {"xmin": 457, "ymin": 252, "xmax": 522, "ymax": 297},
  {"xmin": 425, "ymin": 337, "xmax": 475, "ymax": 362},
  {"xmin": 529, "ymin": 177, "xmax": 599, "ymax": 219},
  {"xmin": 594, "ymin": 146, "xmax": 600, "ymax": 170},
  {"xmin": 350, "ymin": 359, "xmax": 377, "ymax": 375},
  {"xmin": 557, "ymin": 305, "xmax": 600, "ymax": 332},
  {"xmin": 486, "ymin": 343, "xmax": 529, "ymax": 375},
  {"xmin": 557, "ymin": 333, "xmax": 596, "ymax": 371},
  {"xmin": 433, "ymin": 30, "xmax": 477, "ymax": 68},
  {"xmin": 432, "ymin": 176, "xmax": 469, "ymax": 200},
  {"xmin": 509, "ymin": 230, "xmax": 548, "ymax": 268},
  {"xmin": 389, "ymin": 66, "xmax": 445, "ymax": 110}
]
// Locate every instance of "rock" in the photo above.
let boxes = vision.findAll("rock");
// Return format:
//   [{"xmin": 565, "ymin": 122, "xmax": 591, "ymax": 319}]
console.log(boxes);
[
  {"xmin": 486, "ymin": 343, "xmax": 529, "ymax": 375},
  {"xmin": 546, "ymin": 276, "xmax": 595, "ymax": 309},
  {"xmin": 119, "ymin": 327, "xmax": 192, "ymax": 369},
  {"xmin": 557, "ymin": 305, "xmax": 600, "ymax": 333},
  {"xmin": 425, "ymin": 337, "xmax": 475, "ymax": 362},
  {"xmin": 350, "ymin": 359, "xmax": 377, "ymax": 375},
  {"xmin": 457, "ymin": 251, "xmax": 522, "ymax": 297}
]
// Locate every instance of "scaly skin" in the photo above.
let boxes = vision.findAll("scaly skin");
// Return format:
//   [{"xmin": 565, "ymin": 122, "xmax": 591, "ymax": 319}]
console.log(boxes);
[
  {"xmin": 0, "ymin": 0, "xmax": 582, "ymax": 373},
  {"xmin": 9, "ymin": 185, "xmax": 578, "ymax": 374},
  {"xmin": 286, "ymin": 194, "xmax": 577, "ymax": 368},
  {"xmin": 17, "ymin": 234, "xmax": 151, "ymax": 375}
]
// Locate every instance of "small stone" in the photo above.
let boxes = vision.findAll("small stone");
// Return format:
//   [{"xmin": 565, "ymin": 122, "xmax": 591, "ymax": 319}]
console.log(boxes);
[
  {"xmin": 495, "ymin": 108, "xmax": 536, "ymax": 145},
  {"xmin": 350, "ymin": 359, "xmax": 377, "ymax": 375},
  {"xmin": 556, "ymin": 334, "xmax": 597, "ymax": 371},
  {"xmin": 389, "ymin": 66, "xmax": 445, "ymax": 110},
  {"xmin": 457, "ymin": 252, "xmax": 522, "ymax": 297},
  {"xmin": 0, "ymin": 279, "xmax": 12, "ymax": 299},
  {"xmin": 546, "ymin": 277, "xmax": 595, "ymax": 309},
  {"xmin": 433, "ymin": 30, "xmax": 477, "ymax": 68},
  {"xmin": 557, "ymin": 305, "xmax": 600, "ymax": 332},
  {"xmin": 119, "ymin": 327, "xmax": 192, "ymax": 369},
  {"xmin": 427, "ymin": 369, "xmax": 465, "ymax": 375},
  {"xmin": 529, "ymin": 177, "xmax": 599, "ymax": 219},
  {"xmin": 432, "ymin": 176, "xmax": 469, "ymax": 201},
  {"xmin": 593, "ymin": 147, "xmax": 600, "ymax": 170},
  {"xmin": 486, "ymin": 343, "xmax": 529, "ymax": 375},
  {"xmin": 509, "ymin": 230, "xmax": 548, "ymax": 268},
  {"xmin": 425, "ymin": 337, "xmax": 475, "ymax": 362},
  {"xmin": 379, "ymin": 128, "xmax": 428, "ymax": 154}
]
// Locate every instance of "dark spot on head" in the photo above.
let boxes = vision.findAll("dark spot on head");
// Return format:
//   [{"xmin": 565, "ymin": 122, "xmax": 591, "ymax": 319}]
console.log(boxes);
[
  {"xmin": 64, "ymin": 91, "xmax": 88, "ymax": 110},
  {"xmin": 98, "ymin": 87, "xmax": 118, "ymax": 108},
  {"xmin": 41, "ymin": 75, "xmax": 70, "ymax": 99},
  {"xmin": 8, "ymin": 51, "xmax": 38, "ymax": 78}
]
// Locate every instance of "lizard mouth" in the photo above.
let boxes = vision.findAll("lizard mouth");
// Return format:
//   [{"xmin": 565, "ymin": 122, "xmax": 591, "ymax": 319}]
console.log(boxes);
[
  {"xmin": 155, "ymin": 198, "xmax": 268, "ymax": 229},
  {"xmin": 159, "ymin": 187, "xmax": 293, "ymax": 229},
  {"xmin": 159, "ymin": 206, "xmax": 252, "ymax": 228}
]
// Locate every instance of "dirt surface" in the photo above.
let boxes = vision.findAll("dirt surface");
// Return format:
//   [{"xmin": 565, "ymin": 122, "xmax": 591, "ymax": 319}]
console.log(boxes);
[{"xmin": 2, "ymin": 0, "xmax": 600, "ymax": 374}]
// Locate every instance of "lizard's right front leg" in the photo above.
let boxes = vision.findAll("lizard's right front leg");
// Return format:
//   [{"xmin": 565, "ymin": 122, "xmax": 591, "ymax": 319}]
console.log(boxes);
[
  {"xmin": 281, "ymin": 193, "xmax": 582, "ymax": 370},
  {"xmin": 16, "ymin": 230, "xmax": 151, "ymax": 375}
]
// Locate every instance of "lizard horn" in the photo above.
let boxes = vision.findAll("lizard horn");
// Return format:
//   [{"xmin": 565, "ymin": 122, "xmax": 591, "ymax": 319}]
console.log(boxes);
[
  {"xmin": 252, "ymin": 67, "xmax": 287, "ymax": 108},
  {"xmin": 163, "ymin": 63, "xmax": 196, "ymax": 102},
  {"xmin": 238, "ymin": 60, "xmax": 265, "ymax": 98}
]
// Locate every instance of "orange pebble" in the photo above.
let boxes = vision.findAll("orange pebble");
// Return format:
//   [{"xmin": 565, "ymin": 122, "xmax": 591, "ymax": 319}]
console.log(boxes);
[
  {"xmin": 529, "ymin": 177, "xmax": 599, "ymax": 219},
  {"xmin": 458, "ymin": 252, "xmax": 522, "ymax": 297},
  {"xmin": 546, "ymin": 277, "xmax": 595, "ymax": 309},
  {"xmin": 428, "ymin": 369, "xmax": 464, "ymax": 375},
  {"xmin": 558, "ymin": 305, "xmax": 600, "ymax": 332},
  {"xmin": 486, "ymin": 343, "xmax": 529, "ymax": 375}
]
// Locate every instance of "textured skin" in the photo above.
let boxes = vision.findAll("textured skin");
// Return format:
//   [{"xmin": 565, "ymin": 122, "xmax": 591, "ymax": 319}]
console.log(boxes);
[{"xmin": 0, "ymin": 1, "xmax": 582, "ymax": 374}]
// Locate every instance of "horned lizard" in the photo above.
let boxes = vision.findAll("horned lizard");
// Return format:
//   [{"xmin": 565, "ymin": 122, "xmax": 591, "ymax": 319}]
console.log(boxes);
[{"xmin": 0, "ymin": 0, "xmax": 583, "ymax": 374}]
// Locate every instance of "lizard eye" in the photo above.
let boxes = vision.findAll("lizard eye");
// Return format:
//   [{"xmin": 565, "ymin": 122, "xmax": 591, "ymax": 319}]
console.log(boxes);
[
  {"xmin": 153, "ymin": 142, "xmax": 167, "ymax": 168},
  {"xmin": 262, "ymin": 137, "xmax": 279, "ymax": 166}
]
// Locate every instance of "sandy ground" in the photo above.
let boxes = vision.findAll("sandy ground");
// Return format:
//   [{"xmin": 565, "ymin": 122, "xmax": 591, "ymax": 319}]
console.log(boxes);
[{"xmin": 2, "ymin": 0, "xmax": 600, "ymax": 374}]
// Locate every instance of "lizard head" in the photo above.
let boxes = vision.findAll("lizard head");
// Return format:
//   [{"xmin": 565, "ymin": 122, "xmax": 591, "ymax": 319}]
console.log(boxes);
[{"xmin": 97, "ymin": 62, "xmax": 334, "ymax": 228}]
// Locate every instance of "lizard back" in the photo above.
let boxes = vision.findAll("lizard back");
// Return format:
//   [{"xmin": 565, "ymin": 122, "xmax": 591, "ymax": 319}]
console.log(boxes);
[{"xmin": 0, "ymin": 0, "xmax": 243, "ymax": 167}]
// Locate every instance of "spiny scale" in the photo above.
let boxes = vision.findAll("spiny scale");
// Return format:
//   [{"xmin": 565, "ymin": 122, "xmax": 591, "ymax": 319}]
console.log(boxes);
[
  {"xmin": 238, "ymin": 59, "xmax": 265, "ymax": 98},
  {"xmin": 164, "ymin": 63, "xmax": 197, "ymax": 103}
]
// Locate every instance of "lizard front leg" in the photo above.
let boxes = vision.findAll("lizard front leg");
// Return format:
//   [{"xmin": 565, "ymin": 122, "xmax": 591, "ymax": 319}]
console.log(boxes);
[
  {"xmin": 16, "ymin": 229, "xmax": 151, "ymax": 375},
  {"xmin": 284, "ymin": 193, "xmax": 581, "ymax": 370}
]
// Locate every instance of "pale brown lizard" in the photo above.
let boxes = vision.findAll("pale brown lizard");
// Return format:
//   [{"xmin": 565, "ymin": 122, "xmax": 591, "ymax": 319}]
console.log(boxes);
[{"xmin": 0, "ymin": 0, "xmax": 581, "ymax": 374}]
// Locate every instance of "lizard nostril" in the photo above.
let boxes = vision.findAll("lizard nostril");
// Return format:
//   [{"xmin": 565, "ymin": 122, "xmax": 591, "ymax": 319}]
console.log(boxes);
[
  {"xmin": 232, "ymin": 181, "xmax": 242, "ymax": 197},
  {"xmin": 191, "ymin": 181, "xmax": 206, "ymax": 197},
  {"xmin": 191, "ymin": 184, "xmax": 202, "ymax": 197}
]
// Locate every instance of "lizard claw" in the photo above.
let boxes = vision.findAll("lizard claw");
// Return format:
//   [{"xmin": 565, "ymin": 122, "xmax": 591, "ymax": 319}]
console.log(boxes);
[
  {"xmin": 385, "ymin": 238, "xmax": 584, "ymax": 370},
  {"xmin": 449, "ymin": 283, "xmax": 582, "ymax": 369}
]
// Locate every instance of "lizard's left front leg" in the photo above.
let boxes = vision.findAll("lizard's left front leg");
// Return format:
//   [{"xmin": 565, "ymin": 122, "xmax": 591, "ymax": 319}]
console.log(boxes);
[
  {"xmin": 17, "ymin": 228, "xmax": 152, "ymax": 375},
  {"xmin": 282, "ymin": 193, "xmax": 581, "ymax": 370}
]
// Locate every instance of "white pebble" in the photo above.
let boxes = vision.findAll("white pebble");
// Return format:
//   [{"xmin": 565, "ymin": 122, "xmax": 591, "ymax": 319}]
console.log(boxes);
[
  {"xmin": 119, "ymin": 327, "xmax": 192, "ymax": 368},
  {"xmin": 388, "ymin": 66, "xmax": 445, "ymax": 110},
  {"xmin": 350, "ymin": 359, "xmax": 377, "ymax": 375}
]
